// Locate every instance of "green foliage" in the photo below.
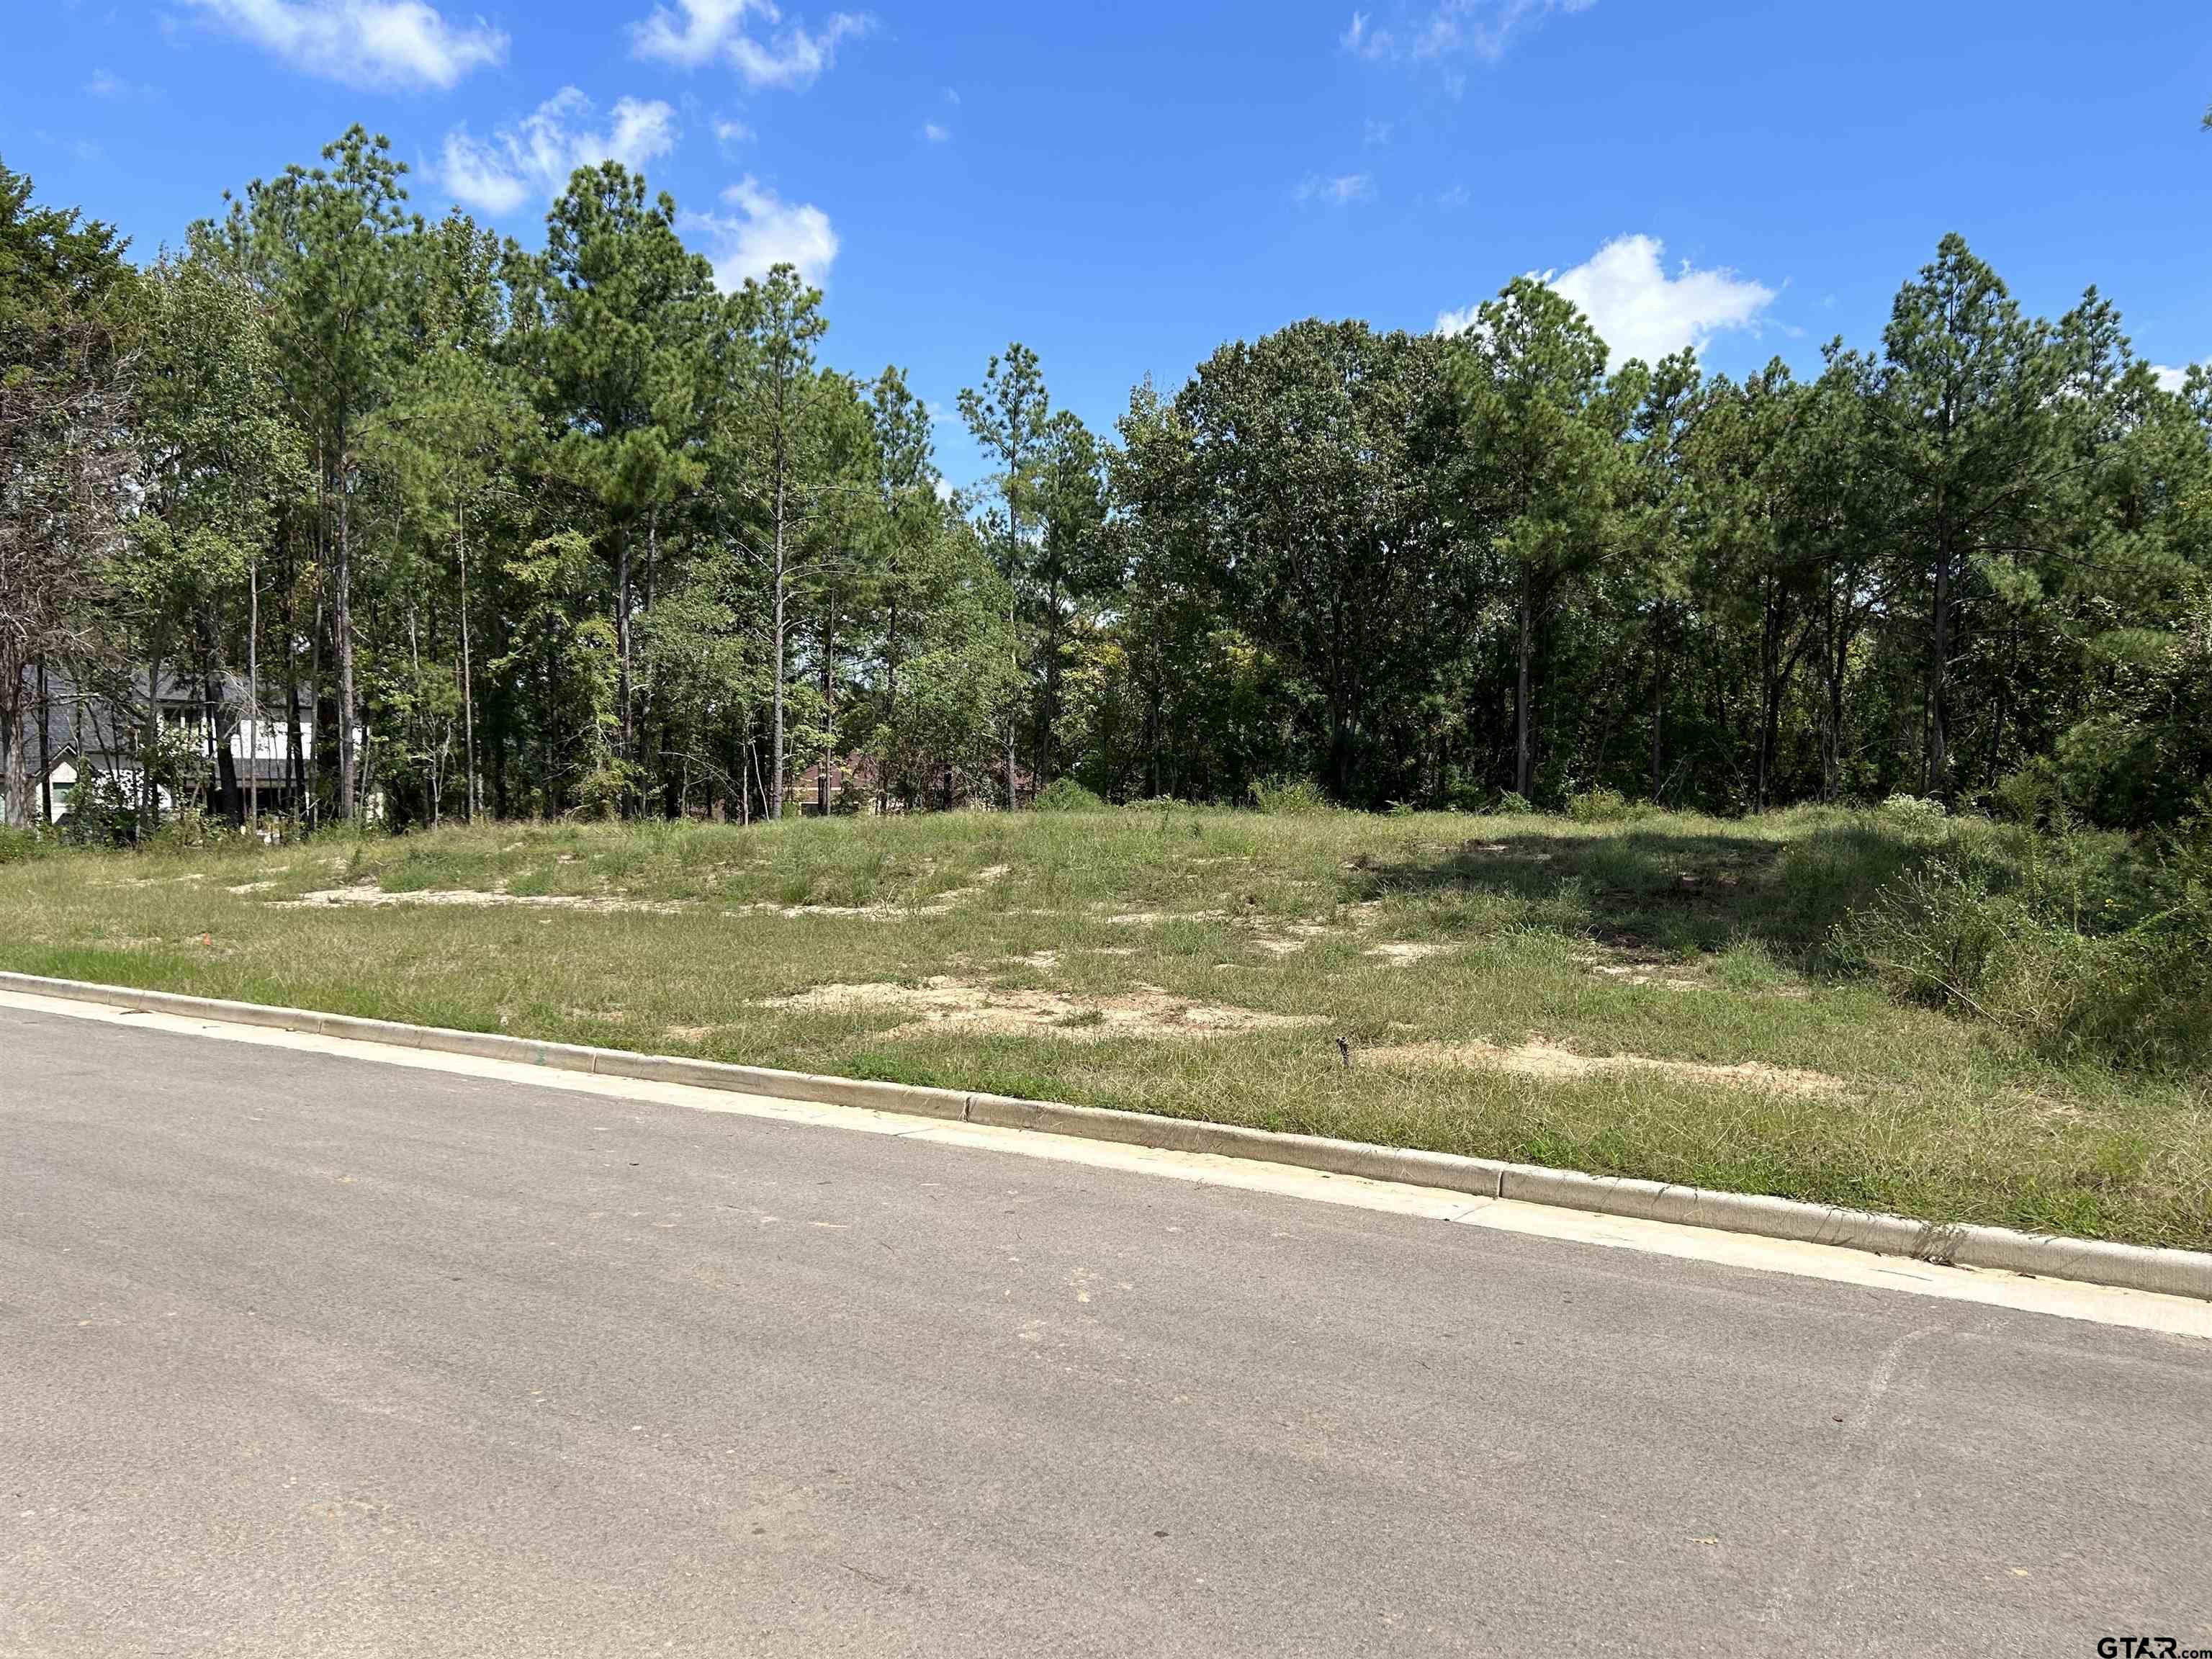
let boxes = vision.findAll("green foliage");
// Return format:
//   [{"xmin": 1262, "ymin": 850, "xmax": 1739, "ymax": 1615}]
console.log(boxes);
[
  {"xmin": 1879, "ymin": 793, "xmax": 1951, "ymax": 829},
  {"xmin": 0, "ymin": 824, "xmax": 40, "ymax": 865},
  {"xmin": 1247, "ymin": 775, "xmax": 1333, "ymax": 814},
  {"xmin": 5, "ymin": 132, "xmax": 2211, "ymax": 863},
  {"xmin": 1033, "ymin": 778, "xmax": 1107, "ymax": 812},
  {"xmin": 60, "ymin": 770, "xmax": 139, "ymax": 847},
  {"xmin": 1566, "ymin": 787, "xmax": 1645, "ymax": 823},
  {"xmin": 1833, "ymin": 814, "xmax": 2212, "ymax": 1072}
]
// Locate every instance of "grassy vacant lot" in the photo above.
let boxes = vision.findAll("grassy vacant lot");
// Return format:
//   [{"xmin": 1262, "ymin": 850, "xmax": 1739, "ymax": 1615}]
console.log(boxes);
[{"xmin": 1, "ymin": 806, "xmax": 2205, "ymax": 1251}]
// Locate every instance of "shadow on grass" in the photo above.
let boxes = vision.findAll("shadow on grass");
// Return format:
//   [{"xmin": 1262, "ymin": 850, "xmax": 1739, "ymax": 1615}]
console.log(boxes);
[{"xmin": 1344, "ymin": 822, "xmax": 1932, "ymax": 963}]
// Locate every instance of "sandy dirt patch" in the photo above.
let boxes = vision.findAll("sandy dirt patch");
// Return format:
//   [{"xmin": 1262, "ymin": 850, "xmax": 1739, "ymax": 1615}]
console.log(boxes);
[
  {"xmin": 727, "ymin": 897, "xmax": 962, "ymax": 919},
  {"xmin": 276, "ymin": 879, "xmax": 690, "ymax": 915},
  {"xmin": 1361, "ymin": 1036, "xmax": 1844, "ymax": 1097},
  {"xmin": 1364, "ymin": 941, "xmax": 1451, "ymax": 964},
  {"xmin": 763, "ymin": 976, "xmax": 1322, "ymax": 1042},
  {"xmin": 1246, "ymin": 920, "xmax": 1334, "ymax": 956}
]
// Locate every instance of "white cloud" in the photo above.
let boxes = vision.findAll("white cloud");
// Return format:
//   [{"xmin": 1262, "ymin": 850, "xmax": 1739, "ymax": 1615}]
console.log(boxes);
[
  {"xmin": 85, "ymin": 68, "xmax": 156, "ymax": 100},
  {"xmin": 35, "ymin": 130, "xmax": 104, "ymax": 164},
  {"xmin": 714, "ymin": 116, "xmax": 754, "ymax": 151},
  {"xmin": 694, "ymin": 176, "xmax": 837, "ymax": 289},
  {"xmin": 1342, "ymin": 0, "xmax": 1594, "ymax": 66},
  {"xmin": 179, "ymin": 0, "xmax": 505, "ymax": 89},
  {"xmin": 921, "ymin": 120, "xmax": 950, "ymax": 143},
  {"xmin": 1437, "ymin": 234, "xmax": 1774, "ymax": 367},
  {"xmin": 442, "ymin": 89, "xmax": 679, "ymax": 217},
  {"xmin": 2152, "ymin": 362, "xmax": 2202, "ymax": 395},
  {"xmin": 1296, "ymin": 171, "xmax": 1375, "ymax": 207},
  {"xmin": 630, "ymin": 0, "xmax": 871, "ymax": 89}
]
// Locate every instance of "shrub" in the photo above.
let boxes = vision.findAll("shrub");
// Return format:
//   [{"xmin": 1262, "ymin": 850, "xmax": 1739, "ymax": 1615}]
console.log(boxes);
[
  {"xmin": 1567, "ymin": 786, "xmax": 1642, "ymax": 823},
  {"xmin": 1879, "ymin": 792, "xmax": 1948, "ymax": 828},
  {"xmin": 1833, "ymin": 809, "xmax": 2212, "ymax": 1073},
  {"xmin": 62, "ymin": 769, "xmax": 140, "ymax": 847},
  {"xmin": 1247, "ymin": 775, "xmax": 1333, "ymax": 814},
  {"xmin": 0, "ymin": 824, "xmax": 42, "ymax": 866},
  {"xmin": 1034, "ymin": 778, "xmax": 1107, "ymax": 812},
  {"xmin": 1492, "ymin": 791, "xmax": 1535, "ymax": 816}
]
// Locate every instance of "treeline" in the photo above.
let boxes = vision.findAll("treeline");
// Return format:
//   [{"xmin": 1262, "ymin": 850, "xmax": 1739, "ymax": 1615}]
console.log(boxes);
[{"xmin": 4, "ymin": 129, "xmax": 2208, "ymax": 833}]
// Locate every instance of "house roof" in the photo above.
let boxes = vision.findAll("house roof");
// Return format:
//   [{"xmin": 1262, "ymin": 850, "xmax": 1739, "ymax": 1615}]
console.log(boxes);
[{"xmin": 14, "ymin": 664, "xmax": 296, "ymax": 773}]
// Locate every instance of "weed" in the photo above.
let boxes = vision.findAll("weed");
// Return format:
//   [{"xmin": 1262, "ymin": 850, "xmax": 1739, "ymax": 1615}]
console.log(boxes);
[{"xmin": 2, "ymin": 805, "xmax": 2204, "ymax": 1249}]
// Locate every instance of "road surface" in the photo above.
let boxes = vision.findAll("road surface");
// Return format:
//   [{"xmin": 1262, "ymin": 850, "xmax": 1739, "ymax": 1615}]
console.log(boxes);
[{"xmin": 3, "ymin": 999, "xmax": 2207, "ymax": 1657}]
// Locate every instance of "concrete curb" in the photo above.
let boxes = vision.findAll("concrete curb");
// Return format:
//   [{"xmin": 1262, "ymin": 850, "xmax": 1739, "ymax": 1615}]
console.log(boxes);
[{"xmin": 8, "ymin": 968, "xmax": 2210, "ymax": 1305}]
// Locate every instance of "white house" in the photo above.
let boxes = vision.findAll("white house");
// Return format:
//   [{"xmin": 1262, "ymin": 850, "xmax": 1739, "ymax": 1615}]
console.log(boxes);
[{"xmin": 5, "ymin": 668, "xmax": 315, "ymax": 826}]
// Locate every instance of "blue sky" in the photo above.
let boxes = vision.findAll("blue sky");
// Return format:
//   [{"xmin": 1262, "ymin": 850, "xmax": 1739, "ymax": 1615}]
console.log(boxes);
[{"xmin": 8, "ymin": 0, "xmax": 2211, "ymax": 488}]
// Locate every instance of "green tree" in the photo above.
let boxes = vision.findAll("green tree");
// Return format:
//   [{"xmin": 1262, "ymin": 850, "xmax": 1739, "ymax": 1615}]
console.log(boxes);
[
  {"xmin": 1447, "ymin": 277, "xmax": 1623, "ymax": 800},
  {"xmin": 728, "ymin": 263, "xmax": 829, "ymax": 819},
  {"xmin": 1879, "ymin": 235, "xmax": 2070, "ymax": 799},
  {"xmin": 130, "ymin": 246, "xmax": 302, "ymax": 822},
  {"xmin": 214, "ymin": 126, "xmax": 412, "ymax": 822},
  {"xmin": 526, "ymin": 164, "xmax": 720, "ymax": 802},
  {"xmin": 959, "ymin": 343, "xmax": 1052, "ymax": 805},
  {"xmin": 0, "ymin": 158, "xmax": 135, "ymax": 827}
]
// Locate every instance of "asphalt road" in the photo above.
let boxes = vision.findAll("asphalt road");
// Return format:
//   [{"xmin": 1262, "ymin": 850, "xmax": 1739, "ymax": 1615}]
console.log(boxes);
[{"xmin": 3, "ymin": 1002, "xmax": 2208, "ymax": 1658}]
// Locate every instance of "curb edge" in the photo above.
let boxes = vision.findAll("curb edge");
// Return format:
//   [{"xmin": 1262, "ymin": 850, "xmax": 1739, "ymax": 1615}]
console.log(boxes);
[{"xmin": 6, "ymin": 969, "xmax": 2207, "ymax": 1305}]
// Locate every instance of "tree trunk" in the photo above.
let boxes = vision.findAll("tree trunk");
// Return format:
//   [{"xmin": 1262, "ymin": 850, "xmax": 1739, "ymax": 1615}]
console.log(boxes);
[
  {"xmin": 247, "ymin": 559, "xmax": 261, "ymax": 827},
  {"xmin": 1514, "ymin": 577, "xmax": 1535, "ymax": 799},
  {"xmin": 37, "ymin": 658, "xmax": 53, "ymax": 826},
  {"xmin": 0, "ymin": 673, "xmax": 21, "ymax": 830},
  {"xmin": 458, "ymin": 504, "xmax": 477, "ymax": 824},
  {"xmin": 1647, "ymin": 616, "xmax": 1666, "ymax": 803},
  {"xmin": 615, "ymin": 521, "xmax": 632, "ymax": 803},
  {"xmin": 1926, "ymin": 506, "xmax": 1953, "ymax": 799},
  {"xmin": 285, "ymin": 528, "xmax": 307, "ymax": 823},
  {"xmin": 1004, "ymin": 503, "xmax": 1021, "ymax": 810},
  {"xmin": 770, "ymin": 459, "xmax": 788, "ymax": 822},
  {"xmin": 206, "ymin": 660, "xmax": 240, "ymax": 823},
  {"xmin": 881, "ymin": 586, "xmax": 900, "ymax": 814},
  {"xmin": 335, "ymin": 450, "xmax": 358, "ymax": 823}
]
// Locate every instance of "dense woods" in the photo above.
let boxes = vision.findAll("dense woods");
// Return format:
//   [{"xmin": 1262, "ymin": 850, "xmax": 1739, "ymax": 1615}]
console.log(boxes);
[{"xmin": 4, "ymin": 130, "xmax": 2208, "ymax": 834}]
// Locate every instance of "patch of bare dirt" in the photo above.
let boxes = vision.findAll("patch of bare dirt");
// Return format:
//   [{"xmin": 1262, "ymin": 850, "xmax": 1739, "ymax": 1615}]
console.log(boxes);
[
  {"xmin": 762, "ymin": 976, "xmax": 1322, "ymax": 1043},
  {"xmin": 1102, "ymin": 908, "xmax": 1229, "ymax": 926},
  {"xmin": 276, "ymin": 879, "xmax": 691, "ymax": 914},
  {"xmin": 1244, "ymin": 920, "xmax": 1333, "ymax": 956},
  {"xmin": 1572, "ymin": 951, "xmax": 1706, "ymax": 991},
  {"xmin": 1360, "ymin": 1037, "xmax": 1845, "ymax": 1097},
  {"xmin": 725, "ymin": 896, "xmax": 954, "ymax": 919},
  {"xmin": 1364, "ymin": 941, "xmax": 1451, "ymax": 965}
]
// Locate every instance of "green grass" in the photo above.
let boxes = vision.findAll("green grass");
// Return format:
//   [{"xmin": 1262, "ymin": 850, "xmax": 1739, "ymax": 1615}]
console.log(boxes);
[{"xmin": 2, "ymin": 805, "xmax": 2206, "ymax": 1252}]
